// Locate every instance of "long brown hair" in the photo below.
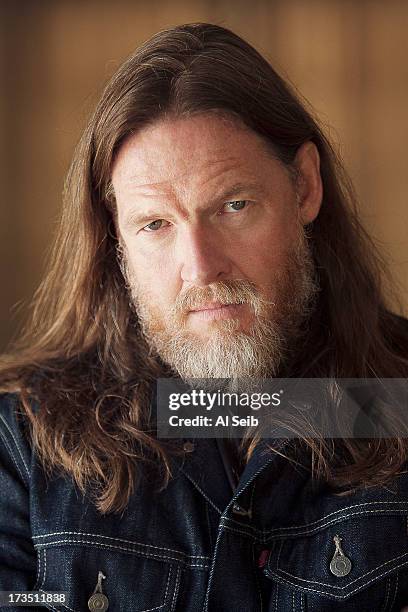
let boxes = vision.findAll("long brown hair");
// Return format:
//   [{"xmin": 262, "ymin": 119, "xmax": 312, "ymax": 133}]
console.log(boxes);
[{"xmin": 1, "ymin": 23, "xmax": 407, "ymax": 514}]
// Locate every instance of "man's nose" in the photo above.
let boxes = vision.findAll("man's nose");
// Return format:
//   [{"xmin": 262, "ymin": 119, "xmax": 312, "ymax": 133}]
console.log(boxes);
[{"xmin": 179, "ymin": 225, "xmax": 232, "ymax": 286}]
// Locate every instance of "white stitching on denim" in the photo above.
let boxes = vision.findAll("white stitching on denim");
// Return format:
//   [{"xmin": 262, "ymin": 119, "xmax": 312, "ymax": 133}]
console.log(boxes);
[
  {"xmin": 220, "ymin": 516, "xmax": 259, "ymax": 530},
  {"xmin": 202, "ymin": 526, "xmax": 225, "ymax": 611},
  {"xmin": 272, "ymin": 554, "xmax": 408, "ymax": 599},
  {"xmin": 36, "ymin": 552, "xmax": 73, "ymax": 612},
  {"xmin": 179, "ymin": 467, "xmax": 223, "ymax": 515},
  {"xmin": 42, "ymin": 589, "xmax": 77, "ymax": 612},
  {"xmin": 381, "ymin": 575, "xmax": 391, "ymax": 612},
  {"xmin": 221, "ymin": 524, "xmax": 258, "ymax": 540},
  {"xmin": 271, "ymin": 542, "xmax": 283, "ymax": 612},
  {"xmin": 38, "ymin": 588, "xmax": 77, "ymax": 612},
  {"xmin": 221, "ymin": 515, "xmax": 268, "ymax": 535},
  {"xmin": 221, "ymin": 504, "xmax": 408, "ymax": 539},
  {"xmin": 163, "ymin": 565, "xmax": 173, "ymax": 609},
  {"xmin": 38, "ymin": 567, "xmax": 174, "ymax": 612},
  {"xmin": 213, "ymin": 451, "xmax": 279, "ymax": 531},
  {"xmin": 34, "ymin": 540, "xmax": 209, "ymax": 568},
  {"xmin": 300, "ymin": 592, "xmax": 305, "ymax": 612},
  {"xmin": 264, "ymin": 509, "xmax": 408, "ymax": 540},
  {"xmin": 40, "ymin": 549, "xmax": 46, "ymax": 590},
  {"xmin": 0, "ymin": 429, "xmax": 27, "ymax": 485},
  {"xmin": 38, "ymin": 594, "xmax": 58, "ymax": 612},
  {"xmin": 32, "ymin": 531, "xmax": 210, "ymax": 560},
  {"xmin": 0, "ymin": 413, "xmax": 30, "ymax": 479},
  {"xmin": 276, "ymin": 540, "xmax": 283, "ymax": 573},
  {"xmin": 218, "ymin": 514, "xmax": 259, "ymax": 532},
  {"xmin": 136, "ymin": 565, "xmax": 173, "ymax": 612},
  {"xmin": 388, "ymin": 571, "xmax": 398, "ymax": 611},
  {"xmin": 292, "ymin": 590, "xmax": 295, "ymax": 612},
  {"xmin": 39, "ymin": 566, "xmax": 176, "ymax": 612},
  {"xmin": 277, "ymin": 550, "xmax": 408, "ymax": 589},
  {"xmin": 170, "ymin": 566, "xmax": 182, "ymax": 612},
  {"xmin": 204, "ymin": 447, "xmax": 339, "ymax": 610},
  {"xmin": 263, "ymin": 502, "xmax": 408, "ymax": 535},
  {"xmin": 205, "ymin": 502, "xmax": 213, "ymax": 553},
  {"xmin": 38, "ymin": 549, "xmax": 76, "ymax": 611},
  {"xmin": 56, "ymin": 598, "xmax": 77, "ymax": 612},
  {"xmin": 34, "ymin": 547, "xmax": 41, "ymax": 591},
  {"xmin": 228, "ymin": 456, "xmax": 276, "ymax": 510}
]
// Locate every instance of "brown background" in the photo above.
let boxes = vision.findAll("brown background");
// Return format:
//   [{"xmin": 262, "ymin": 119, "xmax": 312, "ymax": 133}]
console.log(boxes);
[{"xmin": 1, "ymin": 0, "xmax": 407, "ymax": 351}]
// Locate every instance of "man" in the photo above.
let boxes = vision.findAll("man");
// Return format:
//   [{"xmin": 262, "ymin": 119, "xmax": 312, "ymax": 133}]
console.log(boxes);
[{"xmin": 1, "ymin": 22, "xmax": 408, "ymax": 612}]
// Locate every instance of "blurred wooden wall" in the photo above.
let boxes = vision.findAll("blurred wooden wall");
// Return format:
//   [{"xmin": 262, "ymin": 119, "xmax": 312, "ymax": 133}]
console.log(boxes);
[{"xmin": 1, "ymin": 0, "xmax": 407, "ymax": 350}]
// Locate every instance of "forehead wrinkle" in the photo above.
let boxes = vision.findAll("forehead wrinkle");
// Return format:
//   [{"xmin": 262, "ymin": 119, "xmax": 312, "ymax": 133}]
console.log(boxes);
[
  {"xmin": 115, "ymin": 139, "xmax": 262, "ymax": 222},
  {"xmin": 135, "ymin": 157, "xmax": 245, "ymax": 204},
  {"xmin": 124, "ymin": 178, "xmax": 173, "ymax": 193},
  {"xmin": 122, "ymin": 180, "xmax": 176, "ymax": 203},
  {"xmin": 170, "ymin": 165, "xmax": 247, "ymax": 214},
  {"xmin": 197, "ymin": 160, "xmax": 247, "ymax": 192},
  {"xmin": 122, "ymin": 155, "xmax": 237, "ymax": 195}
]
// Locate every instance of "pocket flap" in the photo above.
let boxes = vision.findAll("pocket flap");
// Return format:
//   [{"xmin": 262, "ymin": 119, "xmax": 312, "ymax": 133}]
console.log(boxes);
[{"xmin": 263, "ymin": 509, "xmax": 408, "ymax": 600}]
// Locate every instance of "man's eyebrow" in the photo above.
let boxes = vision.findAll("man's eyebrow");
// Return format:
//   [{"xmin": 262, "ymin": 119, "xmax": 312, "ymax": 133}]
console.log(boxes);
[
  {"xmin": 122, "ymin": 180, "xmax": 264, "ymax": 227},
  {"xmin": 123, "ymin": 209, "xmax": 162, "ymax": 228},
  {"xmin": 212, "ymin": 181, "xmax": 265, "ymax": 201}
]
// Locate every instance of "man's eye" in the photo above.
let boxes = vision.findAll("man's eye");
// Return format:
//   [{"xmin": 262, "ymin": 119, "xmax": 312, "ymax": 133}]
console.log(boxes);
[
  {"xmin": 222, "ymin": 200, "xmax": 249, "ymax": 213},
  {"xmin": 142, "ymin": 219, "xmax": 168, "ymax": 232}
]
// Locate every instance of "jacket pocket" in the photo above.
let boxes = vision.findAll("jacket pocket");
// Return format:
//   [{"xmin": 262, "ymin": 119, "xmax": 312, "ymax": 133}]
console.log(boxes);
[
  {"xmin": 262, "ymin": 504, "xmax": 408, "ymax": 611},
  {"xmin": 32, "ymin": 533, "xmax": 197, "ymax": 612}
]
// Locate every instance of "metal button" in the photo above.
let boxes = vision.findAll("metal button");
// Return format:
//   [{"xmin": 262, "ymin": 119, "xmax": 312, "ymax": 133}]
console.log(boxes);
[
  {"xmin": 329, "ymin": 535, "xmax": 352, "ymax": 577},
  {"xmin": 88, "ymin": 571, "xmax": 109, "ymax": 611},
  {"xmin": 183, "ymin": 441, "xmax": 195, "ymax": 452},
  {"xmin": 232, "ymin": 502, "xmax": 252, "ymax": 518},
  {"xmin": 330, "ymin": 556, "xmax": 352, "ymax": 577},
  {"xmin": 88, "ymin": 593, "xmax": 109, "ymax": 611}
]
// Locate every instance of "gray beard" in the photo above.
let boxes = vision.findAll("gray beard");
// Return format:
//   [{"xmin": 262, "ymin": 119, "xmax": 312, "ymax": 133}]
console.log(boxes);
[{"xmin": 120, "ymin": 229, "xmax": 318, "ymax": 380}]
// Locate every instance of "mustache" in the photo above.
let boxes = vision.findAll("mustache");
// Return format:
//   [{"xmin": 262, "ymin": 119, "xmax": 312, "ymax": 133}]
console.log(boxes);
[{"xmin": 173, "ymin": 279, "xmax": 271, "ymax": 317}]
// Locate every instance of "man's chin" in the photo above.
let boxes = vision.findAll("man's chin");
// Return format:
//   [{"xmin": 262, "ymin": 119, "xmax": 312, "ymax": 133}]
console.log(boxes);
[{"xmin": 151, "ymin": 323, "xmax": 284, "ymax": 380}]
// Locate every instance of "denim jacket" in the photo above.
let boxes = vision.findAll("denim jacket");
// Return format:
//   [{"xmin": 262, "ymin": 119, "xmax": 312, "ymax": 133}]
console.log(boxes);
[{"xmin": 1, "ymin": 391, "xmax": 408, "ymax": 611}]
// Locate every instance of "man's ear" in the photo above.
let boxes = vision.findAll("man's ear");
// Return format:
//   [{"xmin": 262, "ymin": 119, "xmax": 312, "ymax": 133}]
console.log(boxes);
[{"xmin": 293, "ymin": 141, "xmax": 323, "ymax": 225}]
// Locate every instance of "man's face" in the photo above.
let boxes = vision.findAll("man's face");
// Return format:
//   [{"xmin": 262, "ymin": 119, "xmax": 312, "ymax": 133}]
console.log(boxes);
[{"xmin": 111, "ymin": 113, "xmax": 322, "ymax": 378}]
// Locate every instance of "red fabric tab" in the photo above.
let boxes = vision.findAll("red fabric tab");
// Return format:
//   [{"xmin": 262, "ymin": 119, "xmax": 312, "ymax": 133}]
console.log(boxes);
[{"xmin": 257, "ymin": 549, "xmax": 270, "ymax": 568}]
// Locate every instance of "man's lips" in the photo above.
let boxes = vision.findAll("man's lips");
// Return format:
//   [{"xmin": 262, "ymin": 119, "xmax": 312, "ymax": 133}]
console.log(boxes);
[
  {"xmin": 190, "ymin": 302, "xmax": 234, "ymax": 312},
  {"xmin": 188, "ymin": 302, "xmax": 244, "ymax": 321}
]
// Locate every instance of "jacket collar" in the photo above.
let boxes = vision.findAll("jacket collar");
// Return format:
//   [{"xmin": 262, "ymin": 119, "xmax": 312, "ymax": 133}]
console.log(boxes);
[{"xmin": 171, "ymin": 435, "xmax": 290, "ymax": 515}]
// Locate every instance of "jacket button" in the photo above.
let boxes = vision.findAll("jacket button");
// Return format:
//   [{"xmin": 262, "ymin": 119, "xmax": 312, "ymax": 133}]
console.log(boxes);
[
  {"xmin": 329, "ymin": 535, "xmax": 352, "ymax": 577},
  {"xmin": 232, "ymin": 502, "xmax": 252, "ymax": 518},
  {"xmin": 330, "ymin": 556, "xmax": 352, "ymax": 577},
  {"xmin": 183, "ymin": 441, "xmax": 195, "ymax": 452},
  {"xmin": 88, "ymin": 571, "xmax": 109, "ymax": 610},
  {"xmin": 88, "ymin": 592, "xmax": 109, "ymax": 611}
]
